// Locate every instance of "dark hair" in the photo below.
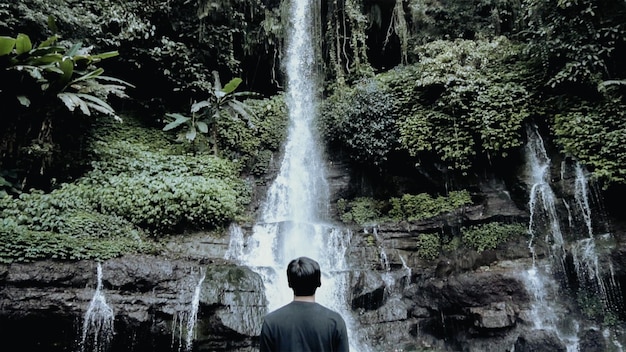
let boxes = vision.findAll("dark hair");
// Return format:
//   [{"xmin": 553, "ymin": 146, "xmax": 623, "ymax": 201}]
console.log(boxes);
[{"xmin": 287, "ymin": 257, "xmax": 322, "ymax": 296}]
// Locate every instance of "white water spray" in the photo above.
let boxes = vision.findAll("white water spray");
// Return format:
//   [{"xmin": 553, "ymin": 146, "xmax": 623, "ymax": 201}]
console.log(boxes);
[
  {"xmin": 526, "ymin": 124, "xmax": 566, "ymax": 267},
  {"xmin": 171, "ymin": 270, "xmax": 206, "ymax": 352},
  {"xmin": 523, "ymin": 125, "xmax": 579, "ymax": 351},
  {"xmin": 230, "ymin": 0, "xmax": 368, "ymax": 350},
  {"xmin": 80, "ymin": 263, "xmax": 114, "ymax": 352}
]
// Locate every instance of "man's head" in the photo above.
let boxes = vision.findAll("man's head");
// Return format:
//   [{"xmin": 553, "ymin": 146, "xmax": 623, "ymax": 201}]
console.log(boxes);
[{"xmin": 287, "ymin": 256, "xmax": 322, "ymax": 296}]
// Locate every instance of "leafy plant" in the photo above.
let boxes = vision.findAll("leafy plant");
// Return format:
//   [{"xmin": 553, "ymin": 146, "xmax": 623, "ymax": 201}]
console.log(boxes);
[
  {"xmin": 397, "ymin": 37, "xmax": 531, "ymax": 171},
  {"xmin": 163, "ymin": 71, "xmax": 261, "ymax": 154},
  {"xmin": 416, "ymin": 233, "xmax": 441, "ymax": 260},
  {"xmin": 338, "ymin": 197, "xmax": 384, "ymax": 225},
  {"xmin": 552, "ymin": 100, "xmax": 626, "ymax": 186},
  {"xmin": 338, "ymin": 190, "xmax": 472, "ymax": 225},
  {"xmin": 388, "ymin": 190, "xmax": 473, "ymax": 222},
  {"xmin": 519, "ymin": 0, "xmax": 626, "ymax": 91},
  {"xmin": 320, "ymin": 80, "xmax": 400, "ymax": 168},
  {"xmin": 0, "ymin": 32, "xmax": 132, "ymax": 120},
  {"xmin": 461, "ymin": 222, "xmax": 527, "ymax": 252},
  {"xmin": 0, "ymin": 22, "xmax": 133, "ymax": 190},
  {"xmin": 90, "ymin": 117, "xmax": 251, "ymax": 232}
]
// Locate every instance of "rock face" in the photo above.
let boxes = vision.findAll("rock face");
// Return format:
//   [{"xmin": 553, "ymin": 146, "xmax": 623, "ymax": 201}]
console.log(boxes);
[
  {"xmin": 0, "ymin": 253, "xmax": 267, "ymax": 352},
  {"xmin": 3, "ymin": 1, "xmax": 626, "ymax": 352},
  {"xmin": 3, "ymin": 163, "xmax": 626, "ymax": 351}
]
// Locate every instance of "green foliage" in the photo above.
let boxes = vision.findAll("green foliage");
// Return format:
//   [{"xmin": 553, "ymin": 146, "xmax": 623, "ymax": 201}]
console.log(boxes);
[
  {"xmin": 325, "ymin": 0, "xmax": 373, "ymax": 86},
  {"xmin": 338, "ymin": 190, "xmax": 472, "ymax": 225},
  {"xmin": 0, "ymin": 31, "xmax": 132, "ymax": 120},
  {"xmin": 320, "ymin": 80, "xmax": 399, "ymax": 167},
  {"xmin": 552, "ymin": 100, "xmax": 626, "ymax": 186},
  {"xmin": 388, "ymin": 190, "xmax": 473, "ymax": 222},
  {"xmin": 163, "ymin": 71, "xmax": 261, "ymax": 155},
  {"xmin": 461, "ymin": 222, "xmax": 527, "ymax": 252},
  {"xmin": 216, "ymin": 94, "xmax": 288, "ymax": 174},
  {"xmin": 0, "ymin": 190, "xmax": 156, "ymax": 263},
  {"xmin": 0, "ymin": 115, "xmax": 251, "ymax": 262},
  {"xmin": 339, "ymin": 197, "xmax": 384, "ymax": 225},
  {"xmin": 398, "ymin": 37, "xmax": 531, "ymax": 170},
  {"xmin": 577, "ymin": 291, "xmax": 619, "ymax": 327},
  {"xmin": 416, "ymin": 233, "xmax": 440, "ymax": 260},
  {"xmin": 90, "ymin": 118, "xmax": 251, "ymax": 232},
  {"xmin": 519, "ymin": 0, "xmax": 626, "ymax": 90}
]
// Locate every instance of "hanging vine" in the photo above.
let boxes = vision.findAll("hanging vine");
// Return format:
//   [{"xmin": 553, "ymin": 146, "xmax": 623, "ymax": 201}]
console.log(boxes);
[
  {"xmin": 323, "ymin": 0, "xmax": 372, "ymax": 88},
  {"xmin": 384, "ymin": 0, "xmax": 409, "ymax": 65}
]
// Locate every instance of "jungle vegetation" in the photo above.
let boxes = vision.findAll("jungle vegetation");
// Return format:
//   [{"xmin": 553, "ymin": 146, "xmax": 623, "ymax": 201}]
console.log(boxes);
[{"xmin": 0, "ymin": 0, "xmax": 624, "ymax": 263}]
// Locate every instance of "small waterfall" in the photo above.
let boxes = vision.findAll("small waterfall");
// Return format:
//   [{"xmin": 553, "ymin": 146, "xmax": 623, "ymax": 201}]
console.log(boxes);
[
  {"xmin": 80, "ymin": 263, "xmax": 114, "ymax": 352},
  {"xmin": 521, "ymin": 266, "xmax": 580, "ymax": 351},
  {"xmin": 574, "ymin": 163, "xmax": 593, "ymax": 238},
  {"xmin": 172, "ymin": 270, "xmax": 205, "ymax": 352},
  {"xmin": 523, "ymin": 125, "xmax": 580, "ymax": 351},
  {"xmin": 570, "ymin": 162, "xmax": 623, "ymax": 313},
  {"xmin": 526, "ymin": 124, "xmax": 566, "ymax": 269},
  {"xmin": 228, "ymin": 0, "xmax": 369, "ymax": 351}
]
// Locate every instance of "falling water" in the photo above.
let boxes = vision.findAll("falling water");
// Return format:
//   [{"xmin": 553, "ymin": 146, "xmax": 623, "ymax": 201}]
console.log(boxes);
[
  {"xmin": 171, "ymin": 270, "xmax": 206, "ymax": 352},
  {"xmin": 526, "ymin": 124, "xmax": 566, "ymax": 268},
  {"xmin": 524, "ymin": 125, "xmax": 579, "ymax": 351},
  {"xmin": 574, "ymin": 163, "xmax": 594, "ymax": 238},
  {"xmin": 80, "ymin": 263, "xmax": 114, "ymax": 352},
  {"xmin": 231, "ymin": 0, "xmax": 367, "ymax": 350},
  {"xmin": 570, "ymin": 162, "xmax": 623, "ymax": 313}
]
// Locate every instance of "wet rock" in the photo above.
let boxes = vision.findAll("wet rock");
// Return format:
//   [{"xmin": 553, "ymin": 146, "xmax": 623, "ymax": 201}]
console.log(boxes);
[
  {"xmin": 350, "ymin": 270, "xmax": 387, "ymax": 310},
  {"xmin": 514, "ymin": 329, "xmax": 567, "ymax": 352},
  {"xmin": 468, "ymin": 302, "xmax": 516, "ymax": 329},
  {"xmin": 0, "ymin": 256, "xmax": 265, "ymax": 352}
]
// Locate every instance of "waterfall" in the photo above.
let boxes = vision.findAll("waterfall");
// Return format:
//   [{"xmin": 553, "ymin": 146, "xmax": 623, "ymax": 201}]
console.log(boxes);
[
  {"xmin": 526, "ymin": 124, "xmax": 566, "ymax": 268},
  {"xmin": 172, "ymin": 270, "xmax": 206, "ymax": 352},
  {"xmin": 570, "ymin": 162, "xmax": 623, "ymax": 313},
  {"xmin": 80, "ymin": 263, "xmax": 114, "ymax": 352},
  {"xmin": 523, "ymin": 125, "xmax": 580, "ymax": 351},
  {"xmin": 228, "ymin": 0, "xmax": 368, "ymax": 350}
]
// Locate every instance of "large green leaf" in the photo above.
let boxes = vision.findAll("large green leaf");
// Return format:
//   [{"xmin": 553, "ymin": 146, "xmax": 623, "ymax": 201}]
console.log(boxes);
[
  {"xmin": 37, "ymin": 35, "xmax": 59, "ymax": 49},
  {"xmin": 15, "ymin": 33, "xmax": 32, "ymax": 55},
  {"xmin": 196, "ymin": 121, "xmax": 209, "ymax": 133},
  {"xmin": 70, "ymin": 68, "xmax": 104, "ymax": 84},
  {"xmin": 163, "ymin": 113, "xmax": 190, "ymax": 131},
  {"xmin": 185, "ymin": 127, "xmax": 197, "ymax": 141},
  {"xmin": 29, "ymin": 53, "xmax": 63, "ymax": 65},
  {"xmin": 58, "ymin": 57, "xmax": 74, "ymax": 87},
  {"xmin": 222, "ymin": 77, "xmax": 242, "ymax": 94},
  {"xmin": 0, "ymin": 36, "xmax": 16, "ymax": 56},
  {"xmin": 91, "ymin": 51, "xmax": 119, "ymax": 60},
  {"xmin": 191, "ymin": 100, "xmax": 211, "ymax": 113}
]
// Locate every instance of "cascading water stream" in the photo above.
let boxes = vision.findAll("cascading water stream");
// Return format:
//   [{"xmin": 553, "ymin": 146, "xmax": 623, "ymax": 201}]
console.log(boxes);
[
  {"xmin": 228, "ymin": 0, "xmax": 369, "ymax": 350},
  {"xmin": 523, "ymin": 125, "xmax": 579, "ymax": 351},
  {"xmin": 526, "ymin": 124, "xmax": 566, "ymax": 268},
  {"xmin": 570, "ymin": 162, "xmax": 623, "ymax": 314},
  {"xmin": 80, "ymin": 263, "xmax": 114, "ymax": 352},
  {"xmin": 171, "ymin": 270, "xmax": 206, "ymax": 352}
]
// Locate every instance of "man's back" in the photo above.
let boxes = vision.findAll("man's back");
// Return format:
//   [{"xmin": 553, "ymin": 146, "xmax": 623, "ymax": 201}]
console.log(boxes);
[{"xmin": 260, "ymin": 301, "xmax": 349, "ymax": 352}]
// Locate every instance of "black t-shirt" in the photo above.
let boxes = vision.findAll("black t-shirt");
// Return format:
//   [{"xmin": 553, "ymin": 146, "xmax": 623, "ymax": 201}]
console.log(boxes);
[{"xmin": 260, "ymin": 301, "xmax": 349, "ymax": 352}]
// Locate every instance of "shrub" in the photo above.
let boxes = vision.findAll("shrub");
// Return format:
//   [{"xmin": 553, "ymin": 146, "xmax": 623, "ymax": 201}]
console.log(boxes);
[
  {"xmin": 461, "ymin": 222, "xmax": 528, "ymax": 252},
  {"xmin": 86, "ymin": 119, "xmax": 251, "ymax": 232},
  {"xmin": 553, "ymin": 100, "xmax": 626, "ymax": 186},
  {"xmin": 398, "ymin": 37, "xmax": 531, "ymax": 171},
  {"xmin": 388, "ymin": 190, "xmax": 472, "ymax": 221},
  {"xmin": 338, "ymin": 190, "xmax": 472, "ymax": 225},
  {"xmin": 417, "ymin": 233, "xmax": 441, "ymax": 260},
  {"xmin": 338, "ymin": 197, "xmax": 384, "ymax": 225},
  {"xmin": 320, "ymin": 80, "xmax": 400, "ymax": 167},
  {"xmin": 0, "ymin": 190, "xmax": 156, "ymax": 263}
]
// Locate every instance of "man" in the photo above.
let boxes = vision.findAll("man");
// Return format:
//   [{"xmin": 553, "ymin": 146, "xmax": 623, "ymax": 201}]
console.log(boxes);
[{"xmin": 259, "ymin": 256, "xmax": 350, "ymax": 352}]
